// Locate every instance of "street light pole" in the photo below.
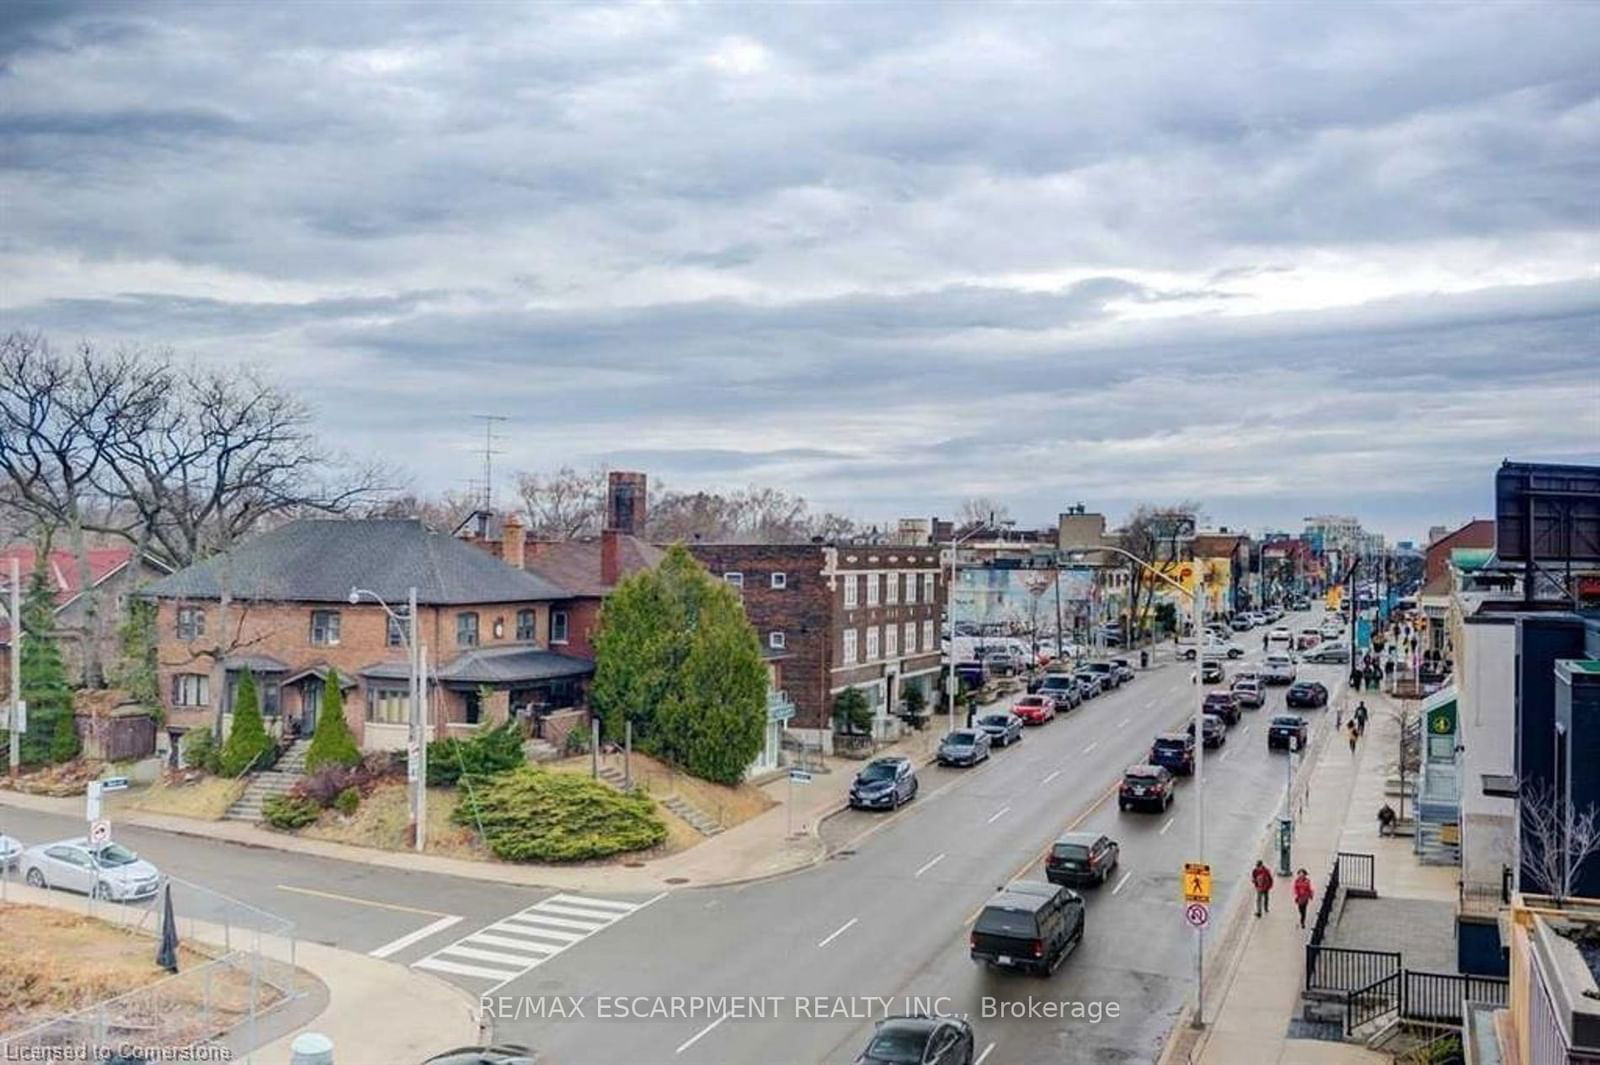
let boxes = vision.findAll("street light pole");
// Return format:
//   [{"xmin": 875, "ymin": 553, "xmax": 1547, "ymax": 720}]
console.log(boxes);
[
  {"xmin": 944, "ymin": 525, "xmax": 990, "ymax": 736},
  {"xmin": 351, "ymin": 584, "xmax": 424, "ymax": 852},
  {"xmin": 6, "ymin": 557, "xmax": 19, "ymax": 779}
]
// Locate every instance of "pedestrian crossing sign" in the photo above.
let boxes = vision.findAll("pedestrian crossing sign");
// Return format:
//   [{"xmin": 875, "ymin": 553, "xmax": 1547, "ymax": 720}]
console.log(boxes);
[{"xmin": 1183, "ymin": 862, "xmax": 1212, "ymax": 903}]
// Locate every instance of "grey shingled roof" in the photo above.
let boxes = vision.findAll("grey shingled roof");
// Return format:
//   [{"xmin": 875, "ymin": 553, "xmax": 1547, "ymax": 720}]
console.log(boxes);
[
  {"xmin": 359, "ymin": 646, "xmax": 594, "ymax": 686},
  {"xmin": 142, "ymin": 519, "xmax": 570, "ymax": 606}
]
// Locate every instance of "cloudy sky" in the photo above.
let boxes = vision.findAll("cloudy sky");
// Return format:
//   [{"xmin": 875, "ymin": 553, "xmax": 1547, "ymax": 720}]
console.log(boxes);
[{"xmin": 3, "ymin": 1, "xmax": 1597, "ymax": 542}]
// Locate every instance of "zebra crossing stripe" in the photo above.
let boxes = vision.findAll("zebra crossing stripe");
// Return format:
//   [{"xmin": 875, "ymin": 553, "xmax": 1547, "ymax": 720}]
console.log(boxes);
[{"xmin": 414, "ymin": 956, "xmax": 520, "ymax": 981}]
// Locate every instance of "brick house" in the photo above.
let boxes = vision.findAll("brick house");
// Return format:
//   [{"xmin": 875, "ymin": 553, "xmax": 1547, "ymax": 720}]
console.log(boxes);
[
  {"xmin": 139, "ymin": 518, "xmax": 592, "ymax": 764},
  {"xmin": 687, "ymin": 541, "xmax": 945, "ymax": 752}
]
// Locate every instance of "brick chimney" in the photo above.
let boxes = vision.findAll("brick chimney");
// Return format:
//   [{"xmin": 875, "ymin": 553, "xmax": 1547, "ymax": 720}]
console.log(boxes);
[
  {"xmin": 606, "ymin": 471, "xmax": 647, "ymax": 536},
  {"xmin": 601, "ymin": 529, "xmax": 621, "ymax": 588},
  {"xmin": 502, "ymin": 513, "xmax": 526, "ymax": 570}
]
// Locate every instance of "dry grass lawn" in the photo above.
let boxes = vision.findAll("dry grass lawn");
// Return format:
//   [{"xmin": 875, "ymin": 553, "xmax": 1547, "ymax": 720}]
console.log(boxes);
[
  {"xmin": 116, "ymin": 776, "xmax": 244, "ymax": 821},
  {"xmin": 0, "ymin": 903, "xmax": 262, "ymax": 1037},
  {"xmin": 300, "ymin": 782, "xmax": 490, "ymax": 860}
]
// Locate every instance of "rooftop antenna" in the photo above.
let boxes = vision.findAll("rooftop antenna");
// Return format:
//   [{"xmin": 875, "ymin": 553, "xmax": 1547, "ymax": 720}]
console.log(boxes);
[{"xmin": 473, "ymin": 414, "xmax": 507, "ymax": 512}]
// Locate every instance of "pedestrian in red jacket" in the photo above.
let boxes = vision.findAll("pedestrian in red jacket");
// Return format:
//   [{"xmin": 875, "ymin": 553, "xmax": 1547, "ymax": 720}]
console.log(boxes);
[
  {"xmin": 1293, "ymin": 868, "xmax": 1314, "ymax": 928},
  {"xmin": 1251, "ymin": 860, "xmax": 1274, "ymax": 917}
]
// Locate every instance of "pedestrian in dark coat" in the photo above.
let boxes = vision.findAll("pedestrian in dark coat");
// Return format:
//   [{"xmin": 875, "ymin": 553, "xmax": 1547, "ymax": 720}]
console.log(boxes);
[{"xmin": 1252, "ymin": 861, "xmax": 1274, "ymax": 916}]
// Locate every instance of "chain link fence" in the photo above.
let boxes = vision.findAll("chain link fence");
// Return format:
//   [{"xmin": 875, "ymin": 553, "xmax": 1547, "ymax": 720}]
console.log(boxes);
[{"xmin": 0, "ymin": 873, "xmax": 302, "ymax": 1063}]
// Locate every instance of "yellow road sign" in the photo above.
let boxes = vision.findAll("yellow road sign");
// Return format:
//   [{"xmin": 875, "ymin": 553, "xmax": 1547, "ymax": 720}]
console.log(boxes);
[{"xmin": 1183, "ymin": 862, "xmax": 1212, "ymax": 903}]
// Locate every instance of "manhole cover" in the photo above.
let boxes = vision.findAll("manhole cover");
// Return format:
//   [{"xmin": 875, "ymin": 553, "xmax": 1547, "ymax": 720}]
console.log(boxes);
[{"xmin": 664, "ymin": 876, "xmax": 690, "ymax": 884}]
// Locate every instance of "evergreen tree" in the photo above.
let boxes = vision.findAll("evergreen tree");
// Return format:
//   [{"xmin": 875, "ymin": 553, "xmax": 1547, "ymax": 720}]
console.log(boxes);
[
  {"xmin": 305, "ymin": 667, "xmax": 360, "ymax": 770},
  {"xmin": 5, "ymin": 552, "xmax": 74, "ymax": 765},
  {"xmin": 591, "ymin": 545, "xmax": 767, "ymax": 785},
  {"xmin": 219, "ymin": 668, "xmax": 273, "ymax": 776}
]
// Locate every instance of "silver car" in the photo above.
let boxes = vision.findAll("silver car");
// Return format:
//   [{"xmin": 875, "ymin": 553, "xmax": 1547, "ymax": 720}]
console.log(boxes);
[
  {"xmin": 21, "ymin": 838, "xmax": 161, "ymax": 902},
  {"xmin": 0, "ymin": 833, "xmax": 21, "ymax": 870}
]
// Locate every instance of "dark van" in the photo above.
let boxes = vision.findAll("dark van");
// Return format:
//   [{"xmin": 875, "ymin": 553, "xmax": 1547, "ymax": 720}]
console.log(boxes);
[{"xmin": 969, "ymin": 880, "xmax": 1085, "ymax": 976}]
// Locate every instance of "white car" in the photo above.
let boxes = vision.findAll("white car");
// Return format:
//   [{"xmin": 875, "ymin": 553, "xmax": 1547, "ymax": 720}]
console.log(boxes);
[
  {"xmin": 21, "ymin": 838, "xmax": 161, "ymax": 902},
  {"xmin": 0, "ymin": 834, "xmax": 21, "ymax": 870},
  {"xmin": 1319, "ymin": 622, "xmax": 1344, "ymax": 639},
  {"xmin": 1263, "ymin": 653, "xmax": 1298, "ymax": 685}
]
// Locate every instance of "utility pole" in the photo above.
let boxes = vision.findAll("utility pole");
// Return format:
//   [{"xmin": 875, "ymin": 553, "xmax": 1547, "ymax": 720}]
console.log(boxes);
[
  {"xmin": 1191, "ymin": 576, "xmax": 1207, "ymax": 1027},
  {"xmin": 7, "ymin": 557, "xmax": 19, "ymax": 779}
]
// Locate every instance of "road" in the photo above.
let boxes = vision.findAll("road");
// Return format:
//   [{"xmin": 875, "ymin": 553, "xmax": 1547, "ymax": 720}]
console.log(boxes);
[{"xmin": 1, "ymin": 610, "xmax": 1347, "ymax": 1064}]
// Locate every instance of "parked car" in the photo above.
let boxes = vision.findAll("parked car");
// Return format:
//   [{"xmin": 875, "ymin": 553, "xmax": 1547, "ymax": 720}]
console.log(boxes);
[
  {"xmin": 855, "ymin": 1016, "xmax": 976, "ymax": 1065},
  {"xmin": 1286, "ymin": 681, "xmax": 1330, "ymax": 708},
  {"xmin": 976, "ymin": 711, "xmax": 1025, "ymax": 747},
  {"xmin": 936, "ymin": 728, "xmax": 992, "ymax": 767},
  {"xmin": 20, "ymin": 838, "xmax": 161, "ymax": 902},
  {"xmin": 849, "ymin": 757, "xmax": 919, "ymax": 810},
  {"xmin": 1072, "ymin": 668, "xmax": 1104, "ymax": 698},
  {"xmin": 969, "ymin": 880, "xmax": 1085, "ymax": 975},
  {"xmin": 0, "ymin": 834, "xmax": 21, "ymax": 870},
  {"xmin": 1229, "ymin": 616, "xmax": 1254, "ymax": 632},
  {"xmin": 1232, "ymin": 678, "xmax": 1265, "ymax": 709},
  {"xmin": 1197, "ymin": 660, "xmax": 1225, "ymax": 684},
  {"xmin": 1263, "ymin": 653, "xmax": 1297, "ymax": 685},
  {"xmin": 1267, "ymin": 715, "xmax": 1309, "ymax": 750},
  {"xmin": 1045, "ymin": 832, "xmax": 1120, "ymax": 887},
  {"xmin": 982, "ymin": 649, "xmax": 1024, "ymax": 677},
  {"xmin": 1011, "ymin": 694, "xmax": 1056, "ymax": 726},
  {"xmin": 1119, "ymin": 764, "xmax": 1175, "ymax": 811},
  {"xmin": 1188, "ymin": 713, "xmax": 1227, "ymax": 748},
  {"xmin": 1109, "ymin": 658, "xmax": 1137, "ymax": 683},
  {"xmin": 1202, "ymin": 691, "xmax": 1241, "ymax": 725},
  {"xmin": 955, "ymin": 660, "xmax": 985, "ymax": 689},
  {"xmin": 1150, "ymin": 732, "xmax": 1196, "ymax": 776},
  {"xmin": 1034, "ymin": 673, "xmax": 1082, "ymax": 709},
  {"xmin": 1304, "ymin": 643, "xmax": 1351, "ymax": 664},
  {"xmin": 1085, "ymin": 662, "xmax": 1123, "ymax": 689}
]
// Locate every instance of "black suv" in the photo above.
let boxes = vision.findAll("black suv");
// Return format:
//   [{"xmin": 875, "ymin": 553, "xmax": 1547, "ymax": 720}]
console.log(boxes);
[
  {"xmin": 849, "ymin": 757, "xmax": 919, "ymax": 810},
  {"xmin": 1202, "ymin": 691, "xmax": 1241, "ymax": 726},
  {"xmin": 1188, "ymin": 713, "xmax": 1227, "ymax": 748},
  {"xmin": 970, "ymin": 880, "xmax": 1085, "ymax": 975},
  {"xmin": 1286, "ymin": 681, "xmax": 1329, "ymax": 708},
  {"xmin": 1267, "ymin": 715, "xmax": 1309, "ymax": 751},
  {"xmin": 855, "ymin": 1016, "xmax": 975, "ymax": 1065},
  {"xmin": 1119, "ymin": 764, "xmax": 1175, "ymax": 812},
  {"xmin": 1045, "ymin": 832, "xmax": 1120, "ymax": 887},
  {"xmin": 1150, "ymin": 732, "xmax": 1196, "ymax": 776}
]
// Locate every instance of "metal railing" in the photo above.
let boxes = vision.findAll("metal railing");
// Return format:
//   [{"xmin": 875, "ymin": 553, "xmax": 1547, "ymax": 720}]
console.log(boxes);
[
  {"xmin": 1337, "ymin": 851, "xmax": 1377, "ymax": 897},
  {"xmin": 1401, "ymin": 970, "xmax": 1509, "ymax": 1027},
  {"xmin": 1306, "ymin": 857, "xmax": 1341, "ymax": 958},
  {"xmin": 1346, "ymin": 970, "xmax": 1401, "ymax": 1032},
  {"xmin": 1306, "ymin": 945, "xmax": 1402, "ymax": 994}
]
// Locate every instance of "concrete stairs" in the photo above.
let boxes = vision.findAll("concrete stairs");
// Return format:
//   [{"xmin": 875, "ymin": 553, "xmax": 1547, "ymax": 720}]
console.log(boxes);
[
  {"xmin": 224, "ymin": 739, "xmax": 311, "ymax": 822},
  {"xmin": 596, "ymin": 766, "xmax": 633, "ymax": 791},
  {"xmin": 661, "ymin": 794, "xmax": 723, "ymax": 837},
  {"xmin": 1415, "ymin": 823, "xmax": 1460, "ymax": 866}
]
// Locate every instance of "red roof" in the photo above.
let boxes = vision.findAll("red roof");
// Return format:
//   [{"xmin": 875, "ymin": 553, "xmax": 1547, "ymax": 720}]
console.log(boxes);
[
  {"xmin": 0, "ymin": 545, "xmax": 137, "ymax": 643},
  {"xmin": 522, "ymin": 535, "xmax": 665, "ymax": 597}
]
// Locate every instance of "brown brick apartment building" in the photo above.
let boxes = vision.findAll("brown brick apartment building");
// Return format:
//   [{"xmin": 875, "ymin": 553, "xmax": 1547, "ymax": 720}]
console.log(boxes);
[{"xmin": 688, "ymin": 541, "xmax": 945, "ymax": 747}]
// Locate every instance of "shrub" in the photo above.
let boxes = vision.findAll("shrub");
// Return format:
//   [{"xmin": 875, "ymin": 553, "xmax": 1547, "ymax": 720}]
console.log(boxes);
[
  {"xmin": 333, "ymin": 787, "xmax": 360, "ymax": 816},
  {"xmin": 262, "ymin": 794, "xmax": 320, "ymax": 830},
  {"xmin": 50, "ymin": 708, "xmax": 82, "ymax": 763},
  {"xmin": 427, "ymin": 720, "xmax": 525, "ymax": 787},
  {"xmin": 563, "ymin": 724, "xmax": 591, "ymax": 756},
  {"xmin": 219, "ymin": 670, "xmax": 274, "ymax": 777},
  {"xmin": 453, "ymin": 766, "xmax": 667, "ymax": 862},
  {"xmin": 305, "ymin": 669, "xmax": 360, "ymax": 771},
  {"xmin": 182, "ymin": 729, "xmax": 217, "ymax": 772},
  {"xmin": 297, "ymin": 765, "xmax": 358, "ymax": 807},
  {"xmin": 832, "ymin": 688, "xmax": 872, "ymax": 735}
]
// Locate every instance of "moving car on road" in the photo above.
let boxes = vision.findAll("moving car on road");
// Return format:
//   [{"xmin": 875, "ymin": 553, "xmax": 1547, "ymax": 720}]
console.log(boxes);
[
  {"xmin": 1150, "ymin": 732, "xmax": 1196, "ymax": 775},
  {"xmin": 1304, "ymin": 643, "xmax": 1351, "ymax": 664},
  {"xmin": 1197, "ymin": 659, "xmax": 1226, "ymax": 684},
  {"xmin": 1319, "ymin": 621, "xmax": 1344, "ymax": 640},
  {"xmin": 976, "ymin": 711, "xmax": 1025, "ymax": 747},
  {"xmin": 1188, "ymin": 713, "xmax": 1227, "ymax": 748},
  {"xmin": 1231, "ymin": 678, "xmax": 1265, "ymax": 709},
  {"xmin": 1263, "ymin": 653, "xmax": 1297, "ymax": 685},
  {"xmin": 1181, "ymin": 638, "xmax": 1244, "ymax": 660},
  {"xmin": 1011, "ymin": 694, "xmax": 1057, "ymax": 726},
  {"xmin": 855, "ymin": 1015, "xmax": 976, "ymax": 1065},
  {"xmin": 1267, "ymin": 715, "xmax": 1309, "ymax": 750},
  {"xmin": 1119, "ymin": 764, "xmax": 1175, "ymax": 811},
  {"xmin": 1297, "ymin": 628, "xmax": 1323, "ymax": 650},
  {"xmin": 21, "ymin": 838, "xmax": 161, "ymax": 902},
  {"xmin": 936, "ymin": 728, "xmax": 991, "ymax": 767},
  {"xmin": 969, "ymin": 880, "xmax": 1085, "ymax": 976},
  {"xmin": 1229, "ymin": 616, "xmax": 1254, "ymax": 632},
  {"xmin": 1202, "ymin": 691, "xmax": 1241, "ymax": 725},
  {"xmin": 849, "ymin": 757, "xmax": 919, "ymax": 810},
  {"xmin": 1286, "ymin": 681, "xmax": 1330, "ymax": 708},
  {"xmin": 1045, "ymin": 832, "xmax": 1120, "ymax": 887}
]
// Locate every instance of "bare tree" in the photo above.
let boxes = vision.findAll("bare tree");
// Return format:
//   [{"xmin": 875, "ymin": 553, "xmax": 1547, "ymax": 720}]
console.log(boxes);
[
  {"xmin": 1520, "ymin": 780, "xmax": 1600, "ymax": 903},
  {"xmin": 364, "ymin": 488, "xmax": 481, "ymax": 531},
  {"xmin": 957, "ymin": 497, "xmax": 1011, "ymax": 532},
  {"xmin": 1117, "ymin": 503, "xmax": 1200, "ymax": 644},
  {"xmin": 515, "ymin": 466, "xmax": 606, "ymax": 539}
]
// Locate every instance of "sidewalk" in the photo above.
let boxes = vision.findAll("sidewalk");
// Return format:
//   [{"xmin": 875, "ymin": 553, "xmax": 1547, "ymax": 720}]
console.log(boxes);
[
  {"xmin": 0, "ymin": 880, "xmax": 478, "ymax": 1064},
  {"xmin": 0, "ymin": 727, "xmax": 946, "ymax": 894}
]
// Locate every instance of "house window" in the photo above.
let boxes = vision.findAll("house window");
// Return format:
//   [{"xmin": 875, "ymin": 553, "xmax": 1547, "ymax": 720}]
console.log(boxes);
[
  {"xmin": 885, "ymin": 571, "xmax": 899, "ymax": 604},
  {"xmin": 516, "ymin": 609, "xmax": 536, "ymax": 641},
  {"xmin": 770, "ymin": 572, "xmax": 787, "ymax": 590},
  {"xmin": 905, "ymin": 621, "xmax": 917, "ymax": 653},
  {"xmin": 843, "ymin": 628, "xmax": 858, "ymax": 665},
  {"xmin": 386, "ymin": 610, "xmax": 410, "ymax": 648},
  {"xmin": 366, "ymin": 685, "xmax": 409, "ymax": 724},
  {"xmin": 171, "ymin": 673, "xmax": 209, "ymax": 707},
  {"xmin": 866, "ymin": 626, "xmax": 880, "ymax": 660},
  {"xmin": 463, "ymin": 689, "xmax": 483, "ymax": 725},
  {"xmin": 769, "ymin": 631, "xmax": 786, "ymax": 650},
  {"xmin": 551, "ymin": 610, "xmax": 569, "ymax": 644},
  {"xmin": 176, "ymin": 606, "xmax": 205, "ymax": 641},
  {"xmin": 905, "ymin": 572, "xmax": 917, "ymax": 604},
  {"xmin": 866, "ymin": 573, "xmax": 880, "ymax": 606},
  {"xmin": 923, "ymin": 619, "xmax": 935, "ymax": 651},
  {"xmin": 885, "ymin": 624, "xmax": 898, "ymax": 658},
  {"xmin": 724, "ymin": 573, "xmax": 744, "ymax": 588},
  {"xmin": 456, "ymin": 612, "xmax": 480, "ymax": 647},
  {"xmin": 923, "ymin": 572, "xmax": 936, "ymax": 601},
  {"xmin": 310, "ymin": 610, "xmax": 341, "ymax": 646},
  {"xmin": 844, "ymin": 574, "xmax": 858, "ymax": 609}
]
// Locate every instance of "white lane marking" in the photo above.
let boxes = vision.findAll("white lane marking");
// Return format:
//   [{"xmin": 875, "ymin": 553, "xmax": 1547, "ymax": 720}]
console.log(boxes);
[
  {"xmin": 1160, "ymin": 817, "xmax": 1176, "ymax": 836},
  {"xmin": 413, "ymin": 956, "xmax": 520, "ymax": 980},
  {"xmin": 987, "ymin": 805, "xmax": 1012, "ymax": 823},
  {"xmin": 498, "ymin": 912, "xmax": 606, "ymax": 932},
  {"xmin": 676, "ymin": 1013, "xmax": 729, "ymax": 1055},
  {"xmin": 548, "ymin": 893, "xmax": 638, "ymax": 912},
  {"xmin": 1083, "ymin": 741, "xmax": 1098, "ymax": 754},
  {"xmin": 1041, "ymin": 769, "xmax": 1061, "ymax": 785},
  {"xmin": 976, "ymin": 1042, "xmax": 996, "ymax": 1065},
  {"xmin": 1220, "ymin": 749, "xmax": 1232, "ymax": 762},
  {"xmin": 492, "ymin": 920, "xmax": 583, "ymax": 943},
  {"xmin": 915, "ymin": 853, "xmax": 946, "ymax": 878},
  {"xmin": 470, "ymin": 933, "xmax": 560, "ymax": 954},
  {"xmin": 369, "ymin": 914, "xmax": 463, "ymax": 959},
  {"xmin": 1242, "ymin": 725, "xmax": 1252, "ymax": 735},
  {"xmin": 1118, "ymin": 717, "xmax": 1130, "ymax": 729},
  {"xmin": 1144, "ymin": 700, "xmax": 1157, "ymax": 710},
  {"xmin": 1112, "ymin": 871, "xmax": 1133, "ymax": 895},
  {"xmin": 818, "ymin": 917, "xmax": 859, "ymax": 948}
]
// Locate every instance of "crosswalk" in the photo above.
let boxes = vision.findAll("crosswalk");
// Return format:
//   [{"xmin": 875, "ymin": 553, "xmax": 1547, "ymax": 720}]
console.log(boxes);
[{"xmin": 412, "ymin": 892, "xmax": 662, "ymax": 988}]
